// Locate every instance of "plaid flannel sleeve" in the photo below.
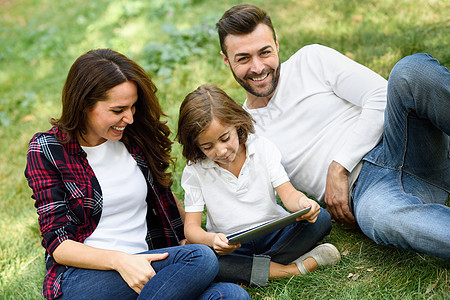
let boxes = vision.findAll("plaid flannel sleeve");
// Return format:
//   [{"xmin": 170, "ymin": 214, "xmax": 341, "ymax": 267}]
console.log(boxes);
[{"xmin": 25, "ymin": 133, "xmax": 78, "ymax": 254}]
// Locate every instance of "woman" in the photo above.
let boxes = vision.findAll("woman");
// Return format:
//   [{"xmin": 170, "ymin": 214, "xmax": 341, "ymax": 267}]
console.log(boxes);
[{"xmin": 25, "ymin": 49, "xmax": 249, "ymax": 300}]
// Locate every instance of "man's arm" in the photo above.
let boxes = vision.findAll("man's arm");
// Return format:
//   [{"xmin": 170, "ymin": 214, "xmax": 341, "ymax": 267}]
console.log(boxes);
[
  {"xmin": 322, "ymin": 45, "xmax": 386, "ymax": 174},
  {"xmin": 314, "ymin": 45, "xmax": 386, "ymax": 225}
]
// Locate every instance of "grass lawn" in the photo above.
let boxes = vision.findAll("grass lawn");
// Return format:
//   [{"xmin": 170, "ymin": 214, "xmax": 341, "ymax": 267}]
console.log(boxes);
[{"xmin": 1, "ymin": 0, "xmax": 449, "ymax": 299}]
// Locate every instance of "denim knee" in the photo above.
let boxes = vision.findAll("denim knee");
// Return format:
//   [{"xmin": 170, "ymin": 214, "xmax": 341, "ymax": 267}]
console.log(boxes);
[
  {"xmin": 389, "ymin": 54, "xmax": 431, "ymax": 94},
  {"xmin": 186, "ymin": 244, "xmax": 220, "ymax": 277},
  {"xmin": 317, "ymin": 207, "xmax": 332, "ymax": 236},
  {"xmin": 391, "ymin": 53, "xmax": 434, "ymax": 79},
  {"xmin": 388, "ymin": 53, "xmax": 449, "ymax": 122}
]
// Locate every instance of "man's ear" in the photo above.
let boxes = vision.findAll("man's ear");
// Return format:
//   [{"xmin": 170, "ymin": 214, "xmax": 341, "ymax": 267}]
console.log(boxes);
[
  {"xmin": 275, "ymin": 35, "xmax": 279, "ymax": 52},
  {"xmin": 220, "ymin": 51, "xmax": 230, "ymax": 68}
]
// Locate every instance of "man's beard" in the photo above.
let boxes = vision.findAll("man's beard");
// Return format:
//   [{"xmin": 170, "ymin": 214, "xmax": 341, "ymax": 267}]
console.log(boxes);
[{"xmin": 231, "ymin": 61, "xmax": 281, "ymax": 98}]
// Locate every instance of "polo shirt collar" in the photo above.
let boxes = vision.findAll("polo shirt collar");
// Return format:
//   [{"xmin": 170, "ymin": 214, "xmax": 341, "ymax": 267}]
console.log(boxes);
[{"xmin": 199, "ymin": 134, "xmax": 256, "ymax": 169}]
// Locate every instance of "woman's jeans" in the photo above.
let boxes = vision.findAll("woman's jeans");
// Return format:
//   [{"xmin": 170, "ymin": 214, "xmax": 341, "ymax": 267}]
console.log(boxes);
[
  {"xmin": 216, "ymin": 207, "xmax": 332, "ymax": 286},
  {"xmin": 59, "ymin": 244, "xmax": 250, "ymax": 300},
  {"xmin": 353, "ymin": 53, "xmax": 450, "ymax": 259}
]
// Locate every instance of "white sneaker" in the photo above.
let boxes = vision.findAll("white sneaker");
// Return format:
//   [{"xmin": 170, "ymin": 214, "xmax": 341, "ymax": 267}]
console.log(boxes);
[{"xmin": 292, "ymin": 243, "xmax": 341, "ymax": 274}]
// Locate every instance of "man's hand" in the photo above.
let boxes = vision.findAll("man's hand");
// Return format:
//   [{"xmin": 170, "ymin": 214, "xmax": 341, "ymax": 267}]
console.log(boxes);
[{"xmin": 325, "ymin": 161, "xmax": 355, "ymax": 225}]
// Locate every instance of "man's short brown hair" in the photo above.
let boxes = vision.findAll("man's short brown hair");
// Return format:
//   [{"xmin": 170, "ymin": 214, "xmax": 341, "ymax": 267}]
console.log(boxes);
[{"xmin": 216, "ymin": 4, "xmax": 276, "ymax": 56}]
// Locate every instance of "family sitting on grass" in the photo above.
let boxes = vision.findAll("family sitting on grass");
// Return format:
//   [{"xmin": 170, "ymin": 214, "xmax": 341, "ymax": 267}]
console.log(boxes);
[{"xmin": 25, "ymin": 3, "xmax": 449, "ymax": 300}]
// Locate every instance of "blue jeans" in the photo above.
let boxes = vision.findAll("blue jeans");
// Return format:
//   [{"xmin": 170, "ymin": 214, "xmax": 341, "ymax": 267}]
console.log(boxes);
[
  {"xmin": 59, "ymin": 244, "xmax": 250, "ymax": 300},
  {"xmin": 353, "ymin": 53, "xmax": 450, "ymax": 259},
  {"xmin": 216, "ymin": 208, "xmax": 332, "ymax": 286}
]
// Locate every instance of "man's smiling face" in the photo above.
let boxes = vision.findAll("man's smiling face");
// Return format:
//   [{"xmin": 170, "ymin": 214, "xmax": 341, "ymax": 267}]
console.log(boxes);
[{"xmin": 222, "ymin": 23, "xmax": 280, "ymax": 101}]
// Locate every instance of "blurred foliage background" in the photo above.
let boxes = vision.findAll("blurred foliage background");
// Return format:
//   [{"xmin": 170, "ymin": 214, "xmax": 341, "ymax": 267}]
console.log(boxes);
[{"xmin": 0, "ymin": 0, "xmax": 448, "ymax": 298}]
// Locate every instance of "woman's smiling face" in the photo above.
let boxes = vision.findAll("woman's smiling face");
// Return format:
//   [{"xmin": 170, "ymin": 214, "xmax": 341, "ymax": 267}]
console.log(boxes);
[{"xmin": 81, "ymin": 81, "xmax": 138, "ymax": 146}]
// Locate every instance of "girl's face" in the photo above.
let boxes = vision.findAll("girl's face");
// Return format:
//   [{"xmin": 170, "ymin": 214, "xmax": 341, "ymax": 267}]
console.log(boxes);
[
  {"xmin": 197, "ymin": 118, "xmax": 243, "ymax": 168},
  {"xmin": 81, "ymin": 81, "xmax": 137, "ymax": 146}
]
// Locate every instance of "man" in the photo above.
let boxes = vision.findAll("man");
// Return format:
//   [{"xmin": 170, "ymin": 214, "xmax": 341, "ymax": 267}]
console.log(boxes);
[{"xmin": 216, "ymin": 4, "xmax": 450, "ymax": 259}]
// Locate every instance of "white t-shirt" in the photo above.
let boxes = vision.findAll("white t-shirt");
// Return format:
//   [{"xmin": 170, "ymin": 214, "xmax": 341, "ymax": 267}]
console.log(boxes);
[
  {"xmin": 82, "ymin": 140, "xmax": 149, "ymax": 254},
  {"xmin": 182, "ymin": 135, "xmax": 290, "ymax": 236},
  {"xmin": 244, "ymin": 44, "xmax": 387, "ymax": 202}
]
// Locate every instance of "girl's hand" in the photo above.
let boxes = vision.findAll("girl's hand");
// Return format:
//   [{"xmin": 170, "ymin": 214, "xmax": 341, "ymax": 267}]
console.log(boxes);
[
  {"xmin": 212, "ymin": 233, "xmax": 241, "ymax": 255},
  {"xmin": 115, "ymin": 252, "xmax": 168, "ymax": 294},
  {"xmin": 297, "ymin": 196, "xmax": 321, "ymax": 223}
]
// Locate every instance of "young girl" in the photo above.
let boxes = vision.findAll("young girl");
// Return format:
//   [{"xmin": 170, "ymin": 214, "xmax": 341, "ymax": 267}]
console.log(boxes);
[{"xmin": 177, "ymin": 84, "xmax": 340, "ymax": 287}]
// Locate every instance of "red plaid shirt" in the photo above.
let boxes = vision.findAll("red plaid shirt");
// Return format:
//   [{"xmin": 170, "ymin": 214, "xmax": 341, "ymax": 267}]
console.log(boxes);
[{"xmin": 25, "ymin": 127, "xmax": 184, "ymax": 300}]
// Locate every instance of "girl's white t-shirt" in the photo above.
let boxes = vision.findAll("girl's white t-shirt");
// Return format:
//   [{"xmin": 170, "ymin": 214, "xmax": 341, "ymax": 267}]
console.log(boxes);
[
  {"xmin": 82, "ymin": 140, "xmax": 149, "ymax": 254},
  {"xmin": 182, "ymin": 135, "xmax": 290, "ymax": 236}
]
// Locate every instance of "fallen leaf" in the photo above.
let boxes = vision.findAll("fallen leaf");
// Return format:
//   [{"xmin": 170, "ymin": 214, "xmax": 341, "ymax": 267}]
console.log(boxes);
[
  {"xmin": 342, "ymin": 249, "xmax": 349, "ymax": 256},
  {"xmin": 352, "ymin": 14, "xmax": 363, "ymax": 23},
  {"xmin": 348, "ymin": 273, "xmax": 360, "ymax": 280},
  {"xmin": 21, "ymin": 115, "xmax": 36, "ymax": 122}
]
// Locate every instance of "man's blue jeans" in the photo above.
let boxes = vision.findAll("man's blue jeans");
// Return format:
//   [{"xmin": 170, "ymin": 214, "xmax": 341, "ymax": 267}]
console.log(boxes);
[
  {"xmin": 216, "ymin": 208, "xmax": 332, "ymax": 286},
  {"xmin": 353, "ymin": 53, "xmax": 450, "ymax": 259},
  {"xmin": 59, "ymin": 244, "xmax": 250, "ymax": 300}
]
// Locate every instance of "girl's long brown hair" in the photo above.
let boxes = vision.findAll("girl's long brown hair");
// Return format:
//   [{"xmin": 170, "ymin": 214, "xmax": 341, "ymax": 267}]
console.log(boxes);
[
  {"xmin": 177, "ymin": 84, "xmax": 254, "ymax": 163},
  {"xmin": 51, "ymin": 48, "xmax": 174, "ymax": 187}
]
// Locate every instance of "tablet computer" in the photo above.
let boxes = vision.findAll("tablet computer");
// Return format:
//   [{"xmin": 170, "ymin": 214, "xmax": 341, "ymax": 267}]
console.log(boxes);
[{"xmin": 226, "ymin": 206, "xmax": 311, "ymax": 245}]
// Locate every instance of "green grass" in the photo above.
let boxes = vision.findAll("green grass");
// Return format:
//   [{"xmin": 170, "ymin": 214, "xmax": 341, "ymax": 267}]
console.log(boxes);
[{"xmin": 1, "ymin": 0, "xmax": 449, "ymax": 299}]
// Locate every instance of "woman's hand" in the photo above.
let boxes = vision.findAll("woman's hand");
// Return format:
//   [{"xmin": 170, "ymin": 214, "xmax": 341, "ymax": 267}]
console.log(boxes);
[
  {"xmin": 52, "ymin": 240, "xmax": 169, "ymax": 294},
  {"xmin": 114, "ymin": 252, "xmax": 168, "ymax": 294},
  {"xmin": 211, "ymin": 233, "xmax": 240, "ymax": 255}
]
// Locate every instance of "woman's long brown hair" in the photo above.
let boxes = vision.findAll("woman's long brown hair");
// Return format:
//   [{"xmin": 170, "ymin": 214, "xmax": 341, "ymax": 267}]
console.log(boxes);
[{"xmin": 51, "ymin": 48, "xmax": 174, "ymax": 187}]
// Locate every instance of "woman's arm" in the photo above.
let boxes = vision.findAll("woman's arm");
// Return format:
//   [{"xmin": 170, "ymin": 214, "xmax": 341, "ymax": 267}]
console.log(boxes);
[
  {"xmin": 184, "ymin": 212, "xmax": 240, "ymax": 255},
  {"xmin": 53, "ymin": 239, "xmax": 168, "ymax": 294},
  {"xmin": 275, "ymin": 182, "xmax": 321, "ymax": 223},
  {"xmin": 25, "ymin": 134, "xmax": 167, "ymax": 294}
]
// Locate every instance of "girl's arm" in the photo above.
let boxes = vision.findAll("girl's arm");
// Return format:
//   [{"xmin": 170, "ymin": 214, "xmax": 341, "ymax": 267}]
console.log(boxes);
[
  {"xmin": 184, "ymin": 212, "xmax": 240, "ymax": 255},
  {"xmin": 53, "ymin": 240, "xmax": 168, "ymax": 294},
  {"xmin": 275, "ymin": 181, "xmax": 321, "ymax": 223}
]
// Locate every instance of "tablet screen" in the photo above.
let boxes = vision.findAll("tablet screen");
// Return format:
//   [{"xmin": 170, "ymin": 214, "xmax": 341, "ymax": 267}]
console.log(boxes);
[{"xmin": 227, "ymin": 206, "xmax": 311, "ymax": 245}]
